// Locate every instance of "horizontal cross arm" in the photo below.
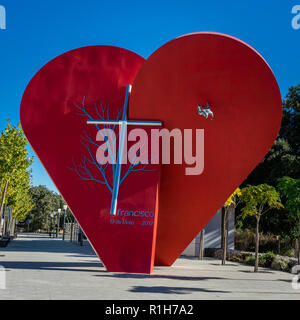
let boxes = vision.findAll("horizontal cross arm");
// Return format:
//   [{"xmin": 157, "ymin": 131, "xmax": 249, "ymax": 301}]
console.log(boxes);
[{"xmin": 86, "ymin": 120, "xmax": 162, "ymax": 126}]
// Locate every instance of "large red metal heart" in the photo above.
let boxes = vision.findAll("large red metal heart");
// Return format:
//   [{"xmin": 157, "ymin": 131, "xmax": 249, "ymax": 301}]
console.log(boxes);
[
  {"xmin": 20, "ymin": 46, "xmax": 163, "ymax": 273},
  {"xmin": 129, "ymin": 32, "xmax": 282, "ymax": 266}
]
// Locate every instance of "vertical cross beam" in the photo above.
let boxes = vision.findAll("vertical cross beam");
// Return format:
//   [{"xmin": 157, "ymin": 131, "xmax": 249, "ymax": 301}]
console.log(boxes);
[
  {"xmin": 110, "ymin": 84, "xmax": 131, "ymax": 215},
  {"xmin": 87, "ymin": 85, "xmax": 162, "ymax": 215}
]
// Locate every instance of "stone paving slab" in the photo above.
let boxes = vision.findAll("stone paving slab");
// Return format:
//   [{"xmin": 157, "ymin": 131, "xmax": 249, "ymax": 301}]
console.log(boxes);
[{"xmin": 0, "ymin": 233, "xmax": 299, "ymax": 300}]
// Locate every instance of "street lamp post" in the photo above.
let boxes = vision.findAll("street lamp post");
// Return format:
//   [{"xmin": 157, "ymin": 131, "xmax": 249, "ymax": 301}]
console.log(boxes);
[
  {"xmin": 57, "ymin": 209, "xmax": 61, "ymax": 238},
  {"xmin": 70, "ymin": 215, "xmax": 74, "ymax": 242},
  {"xmin": 53, "ymin": 211, "xmax": 57, "ymax": 238},
  {"xmin": 62, "ymin": 205, "xmax": 67, "ymax": 241},
  {"xmin": 50, "ymin": 213, "xmax": 54, "ymax": 238}
]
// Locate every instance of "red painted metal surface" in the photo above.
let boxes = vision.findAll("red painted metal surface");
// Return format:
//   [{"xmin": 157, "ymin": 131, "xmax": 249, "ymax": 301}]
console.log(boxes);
[
  {"xmin": 20, "ymin": 33, "xmax": 282, "ymax": 271},
  {"xmin": 129, "ymin": 32, "xmax": 282, "ymax": 266},
  {"xmin": 20, "ymin": 46, "xmax": 161, "ymax": 273}
]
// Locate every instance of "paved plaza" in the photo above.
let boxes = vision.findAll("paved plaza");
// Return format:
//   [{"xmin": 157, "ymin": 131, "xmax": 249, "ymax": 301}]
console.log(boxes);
[{"xmin": 0, "ymin": 233, "xmax": 299, "ymax": 300}]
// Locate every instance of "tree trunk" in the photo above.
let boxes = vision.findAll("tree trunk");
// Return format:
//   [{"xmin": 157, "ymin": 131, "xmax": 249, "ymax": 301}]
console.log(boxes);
[
  {"xmin": 0, "ymin": 179, "xmax": 9, "ymax": 237},
  {"xmin": 11, "ymin": 218, "xmax": 16, "ymax": 238},
  {"xmin": 225, "ymin": 225, "xmax": 228, "ymax": 262},
  {"xmin": 222, "ymin": 207, "xmax": 227, "ymax": 265},
  {"xmin": 7, "ymin": 209, "xmax": 14, "ymax": 237},
  {"xmin": 198, "ymin": 229, "xmax": 205, "ymax": 260},
  {"xmin": 254, "ymin": 215, "xmax": 260, "ymax": 272},
  {"xmin": 2, "ymin": 205, "xmax": 6, "ymax": 237}
]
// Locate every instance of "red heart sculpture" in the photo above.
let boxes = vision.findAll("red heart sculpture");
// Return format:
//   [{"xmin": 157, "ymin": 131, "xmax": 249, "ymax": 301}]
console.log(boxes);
[
  {"xmin": 129, "ymin": 32, "xmax": 282, "ymax": 266},
  {"xmin": 20, "ymin": 46, "xmax": 163, "ymax": 273},
  {"xmin": 21, "ymin": 33, "xmax": 282, "ymax": 272}
]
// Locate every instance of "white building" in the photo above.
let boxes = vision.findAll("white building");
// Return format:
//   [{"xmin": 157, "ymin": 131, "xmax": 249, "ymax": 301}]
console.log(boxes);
[{"xmin": 182, "ymin": 208, "xmax": 235, "ymax": 257}]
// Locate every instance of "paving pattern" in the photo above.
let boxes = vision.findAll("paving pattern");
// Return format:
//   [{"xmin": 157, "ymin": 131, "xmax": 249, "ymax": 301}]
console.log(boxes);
[{"xmin": 0, "ymin": 233, "xmax": 299, "ymax": 300}]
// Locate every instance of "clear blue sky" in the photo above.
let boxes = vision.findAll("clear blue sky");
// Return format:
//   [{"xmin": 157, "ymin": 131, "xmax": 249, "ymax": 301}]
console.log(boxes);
[{"xmin": 0, "ymin": 0, "xmax": 299, "ymax": 192}]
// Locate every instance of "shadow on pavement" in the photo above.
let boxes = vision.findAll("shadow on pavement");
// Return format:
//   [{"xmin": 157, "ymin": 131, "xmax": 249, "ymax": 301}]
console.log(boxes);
[
  {"xmin": 129, "ymin": 286, "xmax": 229, "ymax": 294},
  {"xmin": 1, "ymin": 260, "xmax": 103, "ymax": 272},
  {"xmin": 94, "ymin": 273, "xmax": 226, "ymax": 281},
  {"xmin": 238, "ymin": 269, "xmax": 275, "ymax": 274},
  {"xmin": 209, "ymin": 263, "xmax": 237, "ymax": 266},
  {"xmin": 128, "ymin": 285, "xmax": 299, "ymax": 295},
  {"xmin": 66, "ymin": 254, "xmax": 97, "ymax": 258},
  {"xmin": 1, "ymin": 233, "xmax": 96, "ymax": 256},
  {"xmin": 93, "ymin": 272, "xmax": 288, "ymax": 283}
]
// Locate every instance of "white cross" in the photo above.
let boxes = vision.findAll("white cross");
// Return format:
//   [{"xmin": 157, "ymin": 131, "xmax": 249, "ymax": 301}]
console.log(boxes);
[{"xmin": 87, "ymin": 85, "xmax": 162, "ymax": 215}]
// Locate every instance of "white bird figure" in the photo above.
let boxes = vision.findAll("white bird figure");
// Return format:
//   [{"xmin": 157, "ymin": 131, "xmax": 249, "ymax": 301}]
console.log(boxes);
[{"xmin": 197, "ymin": 102, "xmax": 214, "ymax": 120}]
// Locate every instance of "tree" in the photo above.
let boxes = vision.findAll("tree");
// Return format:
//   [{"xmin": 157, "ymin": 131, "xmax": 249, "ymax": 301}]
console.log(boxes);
[
  {"xmin": 72, "ymin": 98, "xmax": 153, "ymax": 214},
  {"xmin": 0, "ymin": 121, "xmax": 33, "ymax": 235},
  {"xmin": 240, "ymin": 84, "xmax": 300, "ymax": 237},
  {"xmin": 5, "ymin": 169, "xmax": 34, "ymax": 222},
  {"xmin": 27, "ymin": 185, "xmax": 61, "ymax": 231},
  {"xmin": 277, "ymin": 177, "xmax": 300, "ymax": 264},
  {"xmin": 221, "ymin": 188, "xmax": 241, "ymax": 265},
  {"xmin": 244, "ymin": 85, "xmax": 300, "ymax": 187},
  {"xmin": 240, "ymin": 184, "xmax": 283, "ymax": 272},
  {"xmin": 26, "ymin": 185, "xmax": 74, "ymax": 233},
  {"xmin": 280, "ymin": 85, "xmax": 300, "ymax": 154},
  {"xmin": 245, "ymin": 139, "xmax": 300, "ymax": 187},
  {"xmin": 57, "ymin": 196, "xmax": 73, "ymax": 223}
]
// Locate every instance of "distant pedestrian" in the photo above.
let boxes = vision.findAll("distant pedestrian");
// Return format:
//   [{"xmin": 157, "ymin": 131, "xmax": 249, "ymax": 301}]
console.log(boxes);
[
  {"xmin": 78, "ymin": 227, "xmax": 83, "ymax": 246},
  {"xmin": 49, "ymin": 224, "xmax": 53, "ymax": 238}
]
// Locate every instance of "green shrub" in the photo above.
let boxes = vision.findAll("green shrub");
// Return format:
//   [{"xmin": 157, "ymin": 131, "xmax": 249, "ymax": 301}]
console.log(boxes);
[
  {"xmin": 239, "ymin": 253, "xmax": 253, "ymax": 260},
  {"xmin": 244, "ymin": 253, "xmax": 276, "ymax": 268},
  {"xmin": 245, "ymin": 256, "xmax": 255, "ymax": 266},
  {"xmin": 280, "ymin": 248, "xmax": 295, "ymax": 258},
  {"xmin": 228, "ymin": 252, "xmax": 253, "ymax": 264},
  {"xmin": 259, "ymin": 252, "xmax": 276, "ymax": 268},
  {"xmin": 271, "ymin": 257, "xmax": 289, "ymax": 272},
  {"xmin": 229, "ymin": 255, "xmax": 244, "ymax": 263},
  {"xmin": 235, "ymin": 231, "xmax": 294, "ymax": 254}
]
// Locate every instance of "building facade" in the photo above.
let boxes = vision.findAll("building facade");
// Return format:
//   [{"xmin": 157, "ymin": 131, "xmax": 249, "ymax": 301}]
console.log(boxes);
[{"xmin": 182, "ymin": 208, "xmax": 235, "ymax": 257}]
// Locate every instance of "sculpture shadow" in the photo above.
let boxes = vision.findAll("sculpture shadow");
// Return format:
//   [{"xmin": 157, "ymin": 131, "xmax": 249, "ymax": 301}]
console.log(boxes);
[
  {"xmin": 129, "ymin": 285, "xmax": 229, "ymax": 294},
  {"xmin": 94, "ymin": 273, "xmax": 225, "ymax": 281}
]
